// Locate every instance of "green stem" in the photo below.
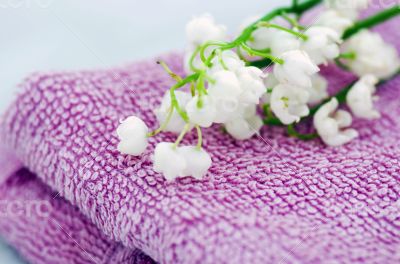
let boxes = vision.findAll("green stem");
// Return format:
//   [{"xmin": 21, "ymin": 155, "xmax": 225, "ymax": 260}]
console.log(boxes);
[
  {"xmin": 334, "ymin": 58, "xmax": 351, "ymax": 71},
  {"xmin": 342, "ymin": 5, "xmax": 400, "ymax": 40},
  {"xmin": 196, "ymin": 125, "xmax": 203, "ymax": 149},
  {"xmin": 173, "ymin": 124, "xmax": 191, "ymax": 147},
  {"xmin": 147, "ymin": 106, "xmax": 174, "ymax": 137},
  {"xmin": 250, "ymin": 58, "xmax": 273, "ymax": 68},
  {"xmin": 190, "ymin": 82, "xmax": 196, "ymax": 96},
  {"xmin": 258, "ymin": 22, "xmax": 308, "ymax": 40},
  {"xmin": 281, "ymin": 12, "xmax": 304, "ymax": 29},
  {"xmin": 170, "ymin": 89, "xmax": 189, "ymax": 122},
  {"xmin": 263, "ymin": 104, "xmax": 274, "ymax": 119},
  {"xmin": 338, "ymin": 52, "xmax": 356, "ymax": 60},
  {"xmin": 189, "ymin": 46, "xmax": 201, "ymax": 72},
  {"xmin": 196, "ymin": 72, "xmax": 207, "ymax": 96},
  {"xmin": 241, "ymin": 43, "xmax": 284, "ymax": 64},
  {"xmin": 148, "ymin": 72, "xmax": 201, "ymax": 137},
  {"xmin": 294, "ymin": 0, "xmax": 322, "ymax": 13},
  {"xmin": 169, "ymin": 73, "xmax": 199, "ymax": 122},
  {"xmin": 217, "ymin": 49, "xmax": 229, "ymax": 70},
  {"xmin": 292, "ymin": 0, "xmax": 298, "ymax": 10},
  {"xmin": 335, "ymin": 52, "xmax": 356, "ymax": 70},
  {"xmin": 158, "ymin": 61, "xmax": 182, "ymax": 81},
  {"xmin": 199, "ymin": 41, "xmax": 226, "ymax": 64}
]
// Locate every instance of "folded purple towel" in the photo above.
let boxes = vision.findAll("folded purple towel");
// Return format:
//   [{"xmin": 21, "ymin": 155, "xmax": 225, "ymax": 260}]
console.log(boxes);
[
  {"xmin": 1, "ymin": 9, "xmax": 399, "ymax": 264},
  {"xmin": 0, "ymin": 147, "xmax": 154, "ymax": 264}
]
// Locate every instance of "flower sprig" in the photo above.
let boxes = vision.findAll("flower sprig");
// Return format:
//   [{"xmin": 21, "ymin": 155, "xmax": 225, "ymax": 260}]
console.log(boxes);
[{"xmin": 117, "ymin": 0, "xmax": 400, "ymax": 181}]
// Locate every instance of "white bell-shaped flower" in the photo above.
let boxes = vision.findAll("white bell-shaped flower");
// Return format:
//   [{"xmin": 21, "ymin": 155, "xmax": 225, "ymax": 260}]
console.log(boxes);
[
  {"xmin": 236, "ymin": 66, "xmax": 266, "ymax": 104},
  {"xmin": 179, "ymin": 146, "xmax": 212, "ymax": 179},
  {"xmin": 307, "ymin": 74, "xmax": 329, "ymax": 105},
  {"xmin": 270, "ymin": 84, "xmax": 310, "ymax": 125},
  {"xmin": 212, "ymin": 97, "xmax": 244, "ymax": 124},
  {"xmin": 117, "ymin": 116, "xmax": 149, "ymax": 156},
  {"xmin": 208, "ymin": 70, "xmax": 243, "ymax": 123},
  {"xmin": 302, "ymin": 26, "xmax": 341, "ymax": 65},
  {"xmin": 225, "ymin": 106, "xmax": 263, "ymax": 140},
  {"xmin": 155, "ymin": 91, "xmax": 192, "ymax": 134},
  {"xmin": 325, "ymin": 0, "xmax": 369, "ymax": 20},
  {"xmin": 274, "ymin": 50, "xmax": 320, "ymax": 89},
  {"xmin": 208, "ymin": 50, "xmax": 245, "ymax": 75},
  {"xmin": 264, "ymin": 72, "xmax": 279, "ymax": 89},
  {"xmin": 153, "ymin": 142, "xmax": 187, "ymax": 181},
  {"xmin": 184, "ymin": 14, "xmax": 227, "ymax": 74},
  {"xmin": 208, "ymin": 70, "xmax": 242, "ymax": 98},
  {"xmin": 225, "ymin": 115, "xmax": 263, "ymax": 140},
  {"xmin": 342, "ymin": 30, "xmax": 400, "ymax": 79},
  {"xmin": 268, "ymin": 29, "xmax": 302, "ymax": 57},
  {"xmin": 315, "ymin": 10, "xmax": 353, "ymax": 36},
  {"xmin": 314, "ymin": 98, "xmax": 359, "ymax": 146},
  {"xmin": 248, "ymin": 27, "xmax": 301, "ymax": 57},
  {"xmin": 247, "ymin": 27, "xmax": 273, "ymax": 51},
  {"xmin": 186, "ymin": 95, "xmax": 217, "ymax": 128},
  {"xmin": 185, "ymin": 13, "xmax": 227, "ymax": 48},
  {"xmin": 346, "ymin": 74, "xmax": 380, "ymax": 120},
  {"xmin": 262, "ymin": 73, "xmax": 279, "ymax": 104}
]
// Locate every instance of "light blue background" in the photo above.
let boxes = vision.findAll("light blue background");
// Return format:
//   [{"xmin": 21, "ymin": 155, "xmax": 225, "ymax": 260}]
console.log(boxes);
[{"xmin": 0, "ymin": 0, "xmax": 285, "ymax": 262}]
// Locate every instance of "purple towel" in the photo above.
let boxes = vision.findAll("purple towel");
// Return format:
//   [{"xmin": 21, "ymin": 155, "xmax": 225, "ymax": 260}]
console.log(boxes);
[
  {"xmin": 0, "ymin": 146, "xmax": 155, "ymax": 264},
  {"xmin": 1, "ymin": 7, "xmax": 400, "ymax": 264}
]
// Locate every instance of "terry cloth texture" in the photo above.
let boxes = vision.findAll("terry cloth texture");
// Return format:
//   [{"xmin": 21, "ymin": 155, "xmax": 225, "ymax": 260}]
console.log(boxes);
[
  {"xmin": 0, "ymin": 148, "xmax": 155, "ymax": 264},
  {"xmin": 0, "ymin": 5, "xmax": 399, "ymax": 264}
]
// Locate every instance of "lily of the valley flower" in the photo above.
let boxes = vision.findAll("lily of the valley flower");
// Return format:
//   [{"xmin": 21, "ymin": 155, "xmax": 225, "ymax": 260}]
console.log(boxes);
[
  {"xmin": 225, "ymin": 106, "xmax": 263, "ymax": 140},
  {"xmin": 225, "ymin": 115, "xmax": 263, "ymax": 140},
  {"xmin": 248, "ymin": 27, "xmax": 301, "ymax": 57},
  {"xmin": 186, "ymin": 95, "xmax": 217, "ymax": 128},
  {"xmin": 302, "ymin": 26, "xmax": 341, "ymax": 65},
  {"xmin": 208, "ymin": 70, "xmax": 242, "ymax": 98},
  {"xmin": 270, "ymin": 83, "xmax": 310, "ymax": 125},
  {"xmin": 325, "ymin": 0, "xmax": 369, "ymax": 20},
  {"xmin": 117, "ymin": 116, "xmax": 149, "ymax": 156},
  {"xmin": 236, "ymin": 66, "xmax": 266, "ymax": 104},
  {"xmin": 208, "ymin": 50, "xmax": 245, "ymax": 75},
  {"xmin": 246, "ymin": 27, "xmax": 273, "ymax": 51},
  {"xmin": 346, "ymin": 74, "xmax": 381, "ymax": 119},
  {"xmin": 307, "ymin": 74, "xmax": 329, "ymax": 105},
  {"xmin": 207, "ymin": 70, "xmax": 243, "ymax": 123},
  {"xmin": 154, "ymin": 142, "xmax": 187, "ymax": 181},
  {"xmin": 212, "ymin": 97, "xmax": 243, "ymax": 124},
  {"xmin": 274, "ymin": 50, "xmax": 320, "ymax": 88},
  {"xmin": 185, "ymin": 14, "xmax": 227, "ymax": 73},
  {"xmin": 314, "ymin": 98, "xmax": 359, "ymax": 146},
  {"xmin": 185, "ymin": 13, "xmax": 227, "ymax": 48},
  {"xmin": 154, "ymin": 142, "xmax": 211, "ymax": 181},
  {"xmin": 315, "ymin": 10, "xmax": 354, "ymax": 36},
  {"xmin": 206, "ymin": 62, "xmax": 267, "ymax": 124},
  {"xmin": 155, "ymin": 91, "xmax": 192, "ymax": 134},
  {"xmin": 179, "ymin": 146, "xmax": 212, "ymax": 179},
  {"xmin": 342, "ymin": 30, "xmax": 400, "ymax": 79},
  {"xmin": 269, "ymin": 29, "xmax": 302, "ymax": 57}
]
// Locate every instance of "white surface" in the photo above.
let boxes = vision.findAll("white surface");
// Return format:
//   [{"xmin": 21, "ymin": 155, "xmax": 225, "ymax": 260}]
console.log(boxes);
[{"xmin": 0, "ymin": 0, "xmax": 286, "ymax": 263}]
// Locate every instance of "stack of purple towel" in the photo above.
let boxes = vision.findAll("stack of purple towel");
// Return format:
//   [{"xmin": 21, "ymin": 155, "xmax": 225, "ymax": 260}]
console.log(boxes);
[{"xmin": 0, "ymin": 6, "xmax": 399, "ymax": 264}]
